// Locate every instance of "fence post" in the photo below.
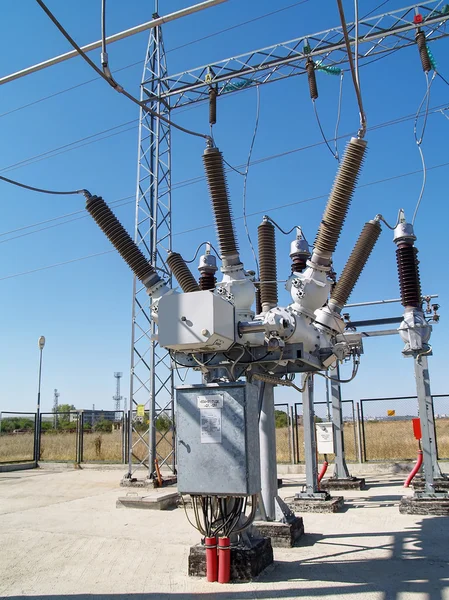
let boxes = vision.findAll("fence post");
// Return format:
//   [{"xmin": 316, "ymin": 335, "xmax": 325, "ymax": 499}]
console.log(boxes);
[
  {"xmin": 294, "ymin": 403, "xmax": 300, "ymax": 463},
  {"xmin": 288, "ymin": 406, "xmax": 293, "ymax": 464},
  {"xmin": 355, "ymin": 402, "xmax": 364, "ymax": 464},
  {"xmin": 290, "ymin": 406, "xmax": 296, "ymax": 464}
]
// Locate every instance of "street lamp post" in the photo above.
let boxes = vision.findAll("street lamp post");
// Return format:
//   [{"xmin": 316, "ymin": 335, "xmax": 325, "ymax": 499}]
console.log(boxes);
[{"xmin": 35, "ymin": 336, "xmax": 46, "ymax": 462}]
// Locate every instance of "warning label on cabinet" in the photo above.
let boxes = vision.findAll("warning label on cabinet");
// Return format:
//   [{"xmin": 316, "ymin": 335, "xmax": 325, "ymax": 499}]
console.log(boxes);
[{"xmin": 200, "ymin": 408, "xmax": 222, "ymax": 444}]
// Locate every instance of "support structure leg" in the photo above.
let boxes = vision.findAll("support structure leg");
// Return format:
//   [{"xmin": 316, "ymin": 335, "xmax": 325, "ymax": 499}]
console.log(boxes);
[
  {"xmin": 259, "ymin": 383, "xmax": 277, "ymax": 519},
  {"xmin": 414, "ymin": 355, "xmax": 443, "ymax": 494},
  {"xmin": 331, "ymin": 366, "xmax": 350, "ymax": 479}
]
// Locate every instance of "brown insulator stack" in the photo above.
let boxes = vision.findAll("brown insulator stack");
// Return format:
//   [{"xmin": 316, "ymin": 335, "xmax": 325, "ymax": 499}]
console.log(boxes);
[
  {"xmin": 167, "ymin": 252, "xmax": 199, "ymax": 293},
  {"xmin": 85, "ymin": 195, "xmax": 158, "ymax": 287},
  {"xmin": 258, "ymin": 218, "xmax": 278, "ymax": 312},
  {"xmin": 209, "ymin": 87, "xmax": 217, "ymax": 125},
  {"xmin": 415, "ymin": 30, "xmax": 432, "ymax": 73},
  {"xmin": 203, "ymin": 147, "xmax": 239, "ymax": 266},
  {"xmin": 306, "ymin": 59, "xmax": 318, "ymax": 100},
  {"xmin": 396, "ymin": 245, "xmax": 422, "ymax": 308},
  {"xmin": 330, "ymin": 219, "xmax": 381, "ymax": 310},
  {"xmin": 314, "ymin": 137, "xmax": 367, "ymax": 261}
]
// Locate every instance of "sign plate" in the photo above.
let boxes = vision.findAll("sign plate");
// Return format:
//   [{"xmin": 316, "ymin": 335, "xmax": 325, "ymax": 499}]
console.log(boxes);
[
  {"xmin": 197, "ymin": 395, "xmax": 223, "ymax": 409},
  {"xmin": 200, "ymin": 408, "xmax": 222, "ymax": 443},
  {"xmin": 136, "ymin": 404, "xmax": 145, "ymax": 417}
]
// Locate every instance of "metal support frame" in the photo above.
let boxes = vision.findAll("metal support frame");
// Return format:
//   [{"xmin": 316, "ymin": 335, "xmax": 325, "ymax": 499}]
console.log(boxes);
[
  {"xmin": 331, "ymin": 365, "xmax": 351, "ymax": 479},
  {"xmin": 259, "ymin": 383, "xmax": 277, "ymax": 519},
  {"xmin": 156, "ymin": 2, "xmax": 449, "ymax": 107},
  {"xmin": 128, "ymin": 16, "xmax": 174, "ymax": 479},
  {"xmin": 414, "ymin": 354, "xmax": 444, "ymax": 495},
  {"xmin": 298, "ymin": 374, "xmax": 327, "ymax": 499}
]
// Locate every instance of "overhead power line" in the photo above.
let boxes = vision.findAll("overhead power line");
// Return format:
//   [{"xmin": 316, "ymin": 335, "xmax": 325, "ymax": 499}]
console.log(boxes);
[
  {"xmin": 35, "ymin": 0, "xmax": 210, "ymax": 141},
  {"xmin": 2, "ymin": 159, "xmax": 449, "ymax": 282},
  {"xmin": 1, "ymin": 102, "xmax": 449, "ymax": 244},
  {"xmin": 0, "ymin": 1, "xmax": 309, "ymax": 119}
]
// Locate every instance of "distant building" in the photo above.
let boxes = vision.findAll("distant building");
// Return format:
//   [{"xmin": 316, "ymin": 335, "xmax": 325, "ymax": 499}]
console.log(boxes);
[{"xmin": 69, "ymin": 410, "xmax": 120, "ymax": 425}]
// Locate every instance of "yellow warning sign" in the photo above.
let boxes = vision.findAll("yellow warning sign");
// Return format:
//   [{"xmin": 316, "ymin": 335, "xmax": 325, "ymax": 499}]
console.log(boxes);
[
  {"xmin": 205, "ymin": 73, "xmax": 212, "ymax": 83},
  {"xmin": 137, "ymin": 404, "xmax": 145, "ymax": 417},
  {"xmin": 387, "ymin": 410, "xmax": 396, "ymax": 417}
]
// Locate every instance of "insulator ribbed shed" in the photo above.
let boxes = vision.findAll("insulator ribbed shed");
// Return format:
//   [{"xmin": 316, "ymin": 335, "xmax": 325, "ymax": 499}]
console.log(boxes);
[
  {"xmin": 330, "ymin": 220, "xmax": 381, "ymax": 310},
  {"xmin": 396, "ymin": 245, "xmax": 422, "ymax": 308},
  {"xmin": 86, "ymin": 195, "xmax": 158, "ymax": 287},
  {"xmin": 306, "ymin": 59, "xmax": 318, "ymax": 100},
  {"xmin": 258, "ymin": 219, "xmax": 278, "ymax": 312},
  {"xmin": 415, "ymin": 30, "xmax": 432, "ymax": 73},
  {"xmin": 203, "ymin": 146, "xmax": 239, "ymax": 265},
  {"xmin": 209, "ymin": 87, "xmax": 217, "ymax": 125},
  {"xmin": 167, "ymin": 252, "xmax": 200, "ymax": 293},
  {"xmin": 314, "ymin": 137, "xmax": 367, "ymax": 260}
]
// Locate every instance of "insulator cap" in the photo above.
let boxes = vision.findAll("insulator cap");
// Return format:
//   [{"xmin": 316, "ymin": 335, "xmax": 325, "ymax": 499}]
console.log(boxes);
[
  {"xmin": 415, "ymin": 30, "xmax": 432, "ymax": 73},
  {"xmin": 86, "ymin": 195, "xmax": 158, "ymax": 287},
  {"xmin": 306, "ymin": 59, "xmax": 318, "ymax": 100},
  {"xmin": 209, "ymin": 87, "xmax": 217, "ymax": 125},
  {"xmin": 258, "ymin": 219, "xmax": 278, "ymax": 311},
  {"xmin": 330, "ymin": 220, "xmax": 381, "ymax": 310},
  {"xmin": 314, "ymin": 137, "xmax": 367, "ymax": 258},
  {"xmin": 167, "ymin": 252, "xmax": 199, "ymax": 293},
  {"xmin": 203, "ymin": 147, "xmax": 239, "ymax": 264},
  {"xmin": 396, "ymin": 244, "xmax": 422, "ymax": 308}
]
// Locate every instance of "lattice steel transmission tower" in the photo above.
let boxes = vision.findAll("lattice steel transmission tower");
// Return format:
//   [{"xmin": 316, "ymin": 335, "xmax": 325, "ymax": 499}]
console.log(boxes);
[
  {"xmin": 113, "ymin": 372, "xmax": 123, "ymax": 421},
  {"xmin": 127, "ymin": 1, "xmax": 174, "ymax": 479}
]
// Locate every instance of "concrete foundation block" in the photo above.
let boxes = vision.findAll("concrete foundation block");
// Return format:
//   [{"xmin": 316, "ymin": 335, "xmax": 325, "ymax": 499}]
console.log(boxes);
[
  {"xmin": 399, "ymin": 495, "xmax": 449, "ymax": 515},
  {"xmin": 188, "ymin": 537, "xmax": 273, "ymax": 581},
  {"xmin": 412, "ymin": 477, "xmax": 449, "ymax": 493},
  {"xmin": 116, "ymin": 491, "xmax": 178, "ymax": 510},
  {"xmin": 253, "ymin": 517, "xmax": 304, "ymax": 548},
  {"xmin": 320, "ymin": 477, "xmax": 366, "ymax": 491},
  {"xmin": 289, "ymin": 496, "xmax": 344, "ymax": 513}
]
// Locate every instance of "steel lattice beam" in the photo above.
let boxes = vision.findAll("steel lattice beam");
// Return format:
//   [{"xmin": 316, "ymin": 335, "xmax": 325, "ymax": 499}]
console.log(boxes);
[{"xmin": 151, "ymin": 1, "xmax": 449, "ymax": 108}]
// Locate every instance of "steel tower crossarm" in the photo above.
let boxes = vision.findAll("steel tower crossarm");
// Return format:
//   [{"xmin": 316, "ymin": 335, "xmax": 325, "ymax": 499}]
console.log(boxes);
[{"xmin": 154, "ymin": 1, "xmax": 449, "ymax": 108}]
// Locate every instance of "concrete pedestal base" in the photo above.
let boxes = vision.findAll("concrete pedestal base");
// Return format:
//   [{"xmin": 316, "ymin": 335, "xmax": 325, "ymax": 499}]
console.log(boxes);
[
  {"xmin": 116, "ymin": 490, "xmax": 178, "ymax": 510},
  {"xmin": 320, "ymin": 477, "xmax": 366, "ymax": 491},
  {"xmin": 253, "ymin": 516, "xmax": 304, "ymax": 548},
  {"xmin": 412, "ymin": 477, "xmax": 449, "ymax": 492},
  {"xmin": 289, "ymin": 495, "xmax": 344, "ymax": 513},
  {"xmin": 188, "ymin": 537, "xmax": 273, "ymax": 582},
  {"xmin": 399, "ymin": 495, "xmax": 449, "ymax": 515}
]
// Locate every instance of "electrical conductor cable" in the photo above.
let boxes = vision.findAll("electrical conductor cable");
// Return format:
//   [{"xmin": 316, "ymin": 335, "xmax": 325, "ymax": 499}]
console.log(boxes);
[{"xmin": 35, "ymin": 0, "xmax": 211, "ymax": 142}]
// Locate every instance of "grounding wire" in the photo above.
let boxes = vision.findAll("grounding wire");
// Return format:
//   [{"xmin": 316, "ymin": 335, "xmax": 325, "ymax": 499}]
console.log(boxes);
[
  {"xmin": 242, "ymin": 86, "xmax": 261, "ymax": 277},
  {"xmin": 2, "ymin": 104, "xmax": 449, "ymax": 244},
  {"xmin": 334, "ymin": 71, "xmax": 344, "ymax": 160},
  {"xmin": 336, "ymin": 0, "xmax": 367, "ymax": 138},
  {"xmin": 0, "ymin": 174, "xmax": 90, "ymax": 198},
  {"xmin": 3, "ymin": 160, "xmax": 449, "ymax": 281},
  {"xmin": 312, "ymin": 99, "xmax": 339, "ymax": 160},
  {"xmin": 35, "ymin": 0, "xmax": 210, "ymax": 142},
  {"xmin": 412, "ymin": 70, "xmax": 436, "ymax": 226},
  {"xmin": 184, "ymin": 241, "xmax": 221, "ymax": 263}
]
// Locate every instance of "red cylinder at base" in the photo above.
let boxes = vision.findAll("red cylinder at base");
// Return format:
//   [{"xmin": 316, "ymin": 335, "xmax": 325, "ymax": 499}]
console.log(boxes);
[
  {"xmin": 218, "ymin": 536, "xmax": 231, "ymax": 584},
  {"xmin": 205, "ymin": 536, "xmax": 218, "ymax": 582}
]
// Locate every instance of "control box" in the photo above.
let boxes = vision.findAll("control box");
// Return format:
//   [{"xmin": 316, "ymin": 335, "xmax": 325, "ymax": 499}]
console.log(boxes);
[
  {"xmin": 176, "ymin": 382, "xmax": 261, "ymax": 495},
  {"xmin": 157, "ymin": 290, "xmax": 235, "ymax": 352}
]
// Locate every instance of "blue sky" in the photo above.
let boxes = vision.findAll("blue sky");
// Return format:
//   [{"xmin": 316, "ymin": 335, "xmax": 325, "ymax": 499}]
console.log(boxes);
[{"xmin": 0, "ymin": 0, "xmax": 448, "ymax": 416}]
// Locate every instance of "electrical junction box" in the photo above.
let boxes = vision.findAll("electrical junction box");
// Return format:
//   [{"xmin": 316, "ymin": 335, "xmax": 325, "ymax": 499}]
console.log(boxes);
[
  {"xmin": 157, "ymin": 290, "xmax": 235, "ymax": 352},
  {"xmin": 176, "ymin": 382, "xmax": 261, "ymax": 496},
  {"xmin": 316, "ymin": 421, "xmax": 334, "ymax": 454}
]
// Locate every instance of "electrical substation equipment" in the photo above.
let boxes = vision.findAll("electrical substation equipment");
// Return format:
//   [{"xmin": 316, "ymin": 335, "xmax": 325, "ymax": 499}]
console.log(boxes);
[{"xmin": 86, "ymin": 123, "xmax": 387, "ymax": 541}]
